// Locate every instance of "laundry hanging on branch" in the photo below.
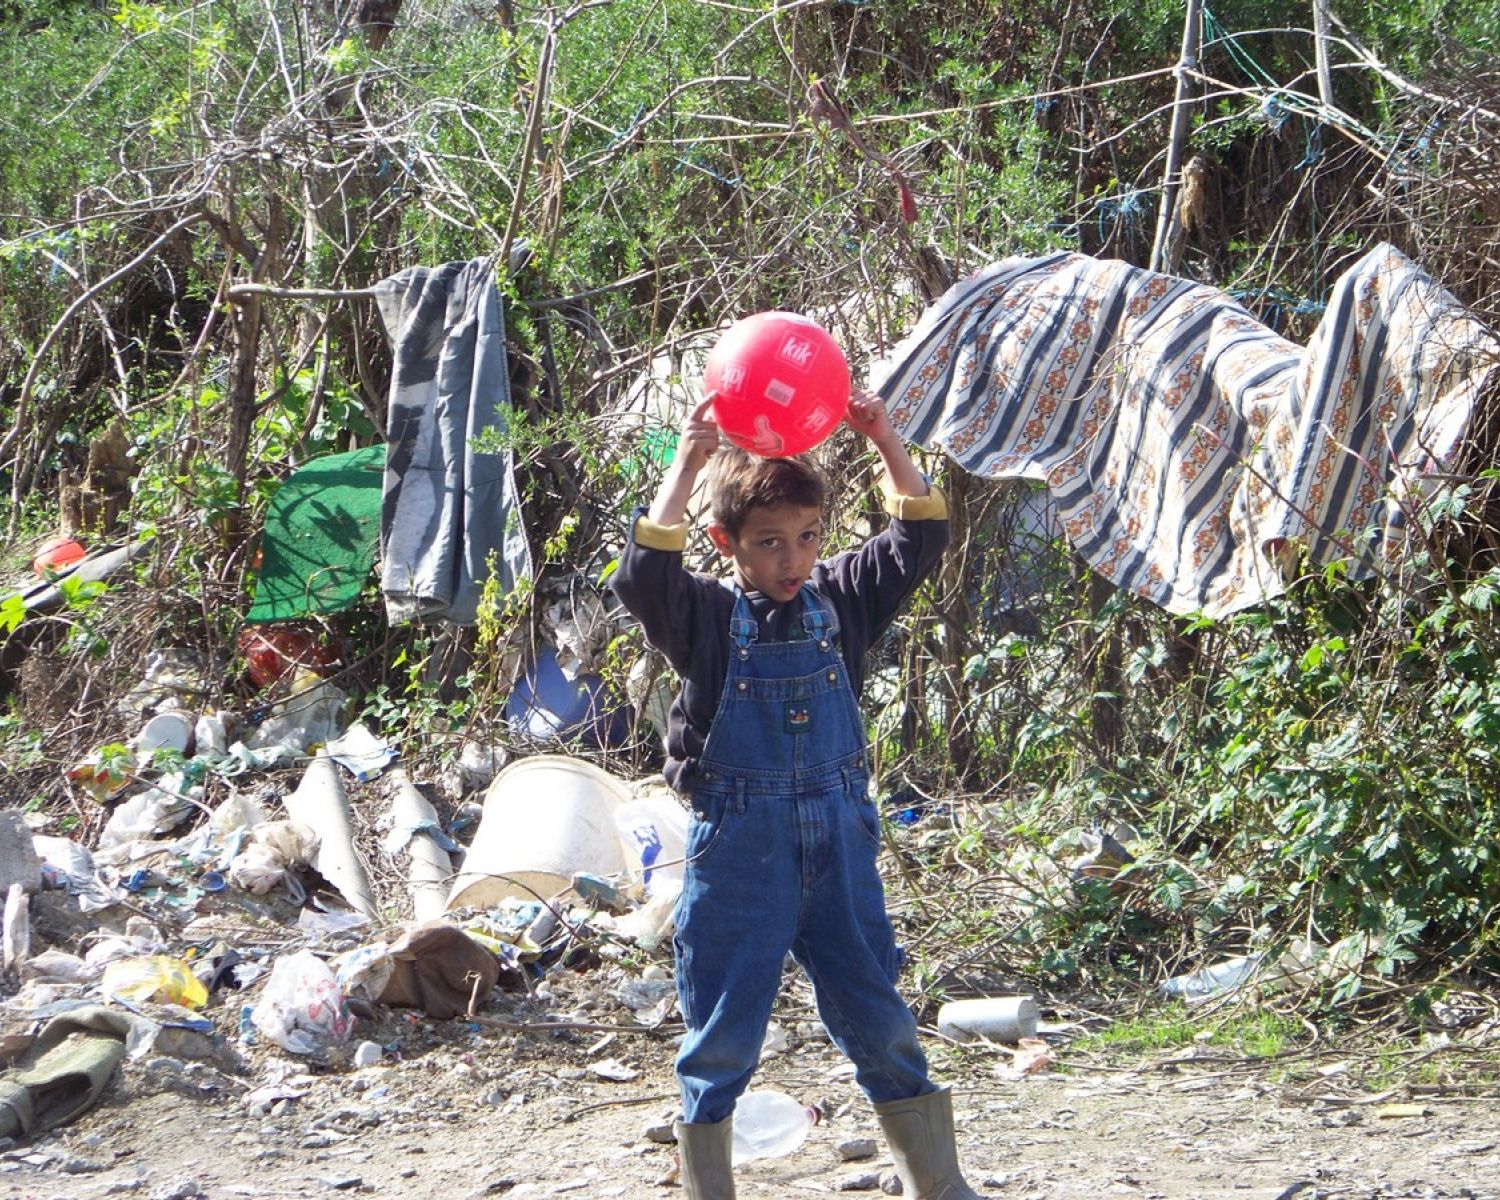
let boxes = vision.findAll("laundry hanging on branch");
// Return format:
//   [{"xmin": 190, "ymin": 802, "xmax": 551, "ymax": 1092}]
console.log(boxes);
[
  {"xmin": 374, "ymin": 258, "xmax": 534, "ymax": 625},
  {"xmin": 872, "ymin": 244, "xmax": 1498, "ymax": 617}
]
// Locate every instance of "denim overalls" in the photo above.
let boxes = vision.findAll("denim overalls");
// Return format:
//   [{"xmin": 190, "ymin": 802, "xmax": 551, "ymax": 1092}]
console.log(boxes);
[{"xmin": 673, "ymin": 584, "xmax": 933, "ymax": 1124}]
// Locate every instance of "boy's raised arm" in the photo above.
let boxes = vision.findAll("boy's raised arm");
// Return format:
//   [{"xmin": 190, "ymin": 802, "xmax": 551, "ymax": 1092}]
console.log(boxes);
[
  {"xmin": 845, "ymin": 389, "xmax": 929, "ymax": 499},
  {"xmin": 648, "ymin": 395, "xmax": 720, "ymax": 526}
]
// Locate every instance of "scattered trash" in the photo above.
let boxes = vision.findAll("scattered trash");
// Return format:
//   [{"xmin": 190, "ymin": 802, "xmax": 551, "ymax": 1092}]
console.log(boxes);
[
  {"xmin": 281, "ymin": 756, "xmax": 378, "ymax": 919},
  {"xmin": 132, "ymin": 710, "xmax": 193, "ymax": 762},
  {"xmin": 0, "ymin": 1007, "xmax": 130, "ymax": 1140},
  {"xmin": 34, "ymin": 837, "xmax": 116, "ymax": 911},
  {"xmin": 589, "ymin": 1057, "xmax": 638, "ymax": 1082},
  {"xmin": 101, "ymin": 956, "xmax": 209, "ymax": 1009},
  {"xmin": 936, "ymin": 996, "xmax": 1039, "ymax": 1044},
  {"xmin": 378, "ymin": 922, "xmax": 501, "ymax": 1019},
  {"xmin": 3, "ymin": 882, "xmax": 30, "ymax": 973},
  {"xmin": 759, "ymin": 1021, "xmax": 790, "ymax": 1060},
  {"xmin": 731, "ymin": 1090, "xmax": 820, "ymax": 1164},
  {"xmin": 1158, "ymin": 940, "xmax": 1319, "ymax": 1005},
  {"xmin": 237, "ymin": 626, "xmax": 341, "ymax": 690},
  {"xmin": 119, "ymin": 648, "xmax": 208, "ymax": 718},
  {"xmin": 325, "ymin": 721, "xmax": 398, "ymax": 781},
  {"xmin": 453, "ymin": 736, "xmax": 508, "ymax": 792},
  {"xmin": 572, "ymin": 872, "xmax": 631, "ymax": 914},
  {"xmin": 246, "ymin": 670, "xmax": 347, "ymax": 755},
  {"xmin": 614, "ymin": 785, "xmax": 688, "ymax": 904},
  {"xmin": 382, "ymin": 770, "xmax": 455, "ymax": 923},
  {"xmin": 250, "ymin": 950, "xmax": 354, "ymax": 1055},
  {"xmin": 1375, "ymin": 1103, "xmax": 1431, "ymax": 1119},
  {"xmin": 99, "ymin": 776, "xmax": 201, "ymax": 848},
  {"xmin": 31, "ymin": 533, "xmax": 87, "ymax": 577},
  {"xmin": 505, "ymin": 643, "xmax": 630, "ymax": 748},
  {"xmin": 998, "ymin": 1037, "xmax": 1055, "ymax": 1077},
  {"xmin": 447, "ymin": 755, "xmax": 630, "ymax": 910},
  {"xmin": 351, "ymin": 1040, "xmax": 383, "ymax": 1069}
]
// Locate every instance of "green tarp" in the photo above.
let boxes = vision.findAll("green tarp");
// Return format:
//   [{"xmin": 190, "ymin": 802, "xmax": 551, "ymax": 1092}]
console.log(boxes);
[{"xmin": 246, "ymin": 445, "xmax": 384, "ymax": 623}]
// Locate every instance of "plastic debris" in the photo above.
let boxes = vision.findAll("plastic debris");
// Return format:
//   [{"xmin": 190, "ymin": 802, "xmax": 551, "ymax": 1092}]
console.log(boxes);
[
  {"xmin": 246, "ymin": 670, "xmax": 347, "ymax": 755},
  {"xmin": 1158, "ymin": 941, "xmax": 1319, "ymax": 1005},
  {"xmin": 3, "ymin": 882, "xmax": 30, "ymax": 973},
  {"xmin": 250, "ymin": 950, "xmax": 353, "ymax": 1055},
  {"xmin": 101, "ymin": 956, "xmax": 209, "ymax": 1009},
  {"xmin": 383, "ymin": 770, "xmax": 454, "ymax": 923},
  {"xmin": 99, "ymin": 778, "xmax": 201, "ymax": 848},
  {"xmin": 325, "ymin": 721, "xmax": 397, "ymax": 781}
]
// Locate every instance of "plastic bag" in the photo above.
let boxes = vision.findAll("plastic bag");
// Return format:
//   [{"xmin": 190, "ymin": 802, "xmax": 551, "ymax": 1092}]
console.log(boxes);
[
  {"xmin": 228, "ymin": 842, "xmax": 288, "ymax": 895},
  {"xmin": 333, "ymin": 943, "xmax": 395, "ymax": 1003},
  {"xmin": 101, "ymin": 955, "xmax": 209, "ymax": 1009},
  {"xmin": 250, "ymin": 950, "xmax": 353, "ymax": 1055},
  {"xmin": 98, "ymin": 780, "xmax": 199, "ymax": 848},
  {"xmin": 615, "ymin": 791, "xmax": 688, "ymax": 901}
]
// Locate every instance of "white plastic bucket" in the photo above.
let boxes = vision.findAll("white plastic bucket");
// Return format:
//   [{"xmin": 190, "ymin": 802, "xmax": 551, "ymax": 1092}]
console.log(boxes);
[{"xmin": 446, "ymin": 755, "xmax": 630, "ymax": 910}]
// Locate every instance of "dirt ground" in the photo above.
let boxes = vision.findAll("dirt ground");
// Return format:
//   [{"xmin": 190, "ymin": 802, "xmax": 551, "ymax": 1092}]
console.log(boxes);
[{"xmin": 5, "ymin": 970, "xmax": 1499, "ymax": 1200}]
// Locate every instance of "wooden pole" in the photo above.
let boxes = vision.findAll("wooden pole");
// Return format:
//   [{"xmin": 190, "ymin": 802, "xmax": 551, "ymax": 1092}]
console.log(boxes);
[{"xmin": 1149, "ymin": 0, "xmax": 1203, "ymax": 274}]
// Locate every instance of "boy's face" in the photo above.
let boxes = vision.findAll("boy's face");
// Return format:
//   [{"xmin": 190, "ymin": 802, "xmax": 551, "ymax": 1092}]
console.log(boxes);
[{"xmin": 708, "ymin": 502, "xmax": 824, "ymax": 603}]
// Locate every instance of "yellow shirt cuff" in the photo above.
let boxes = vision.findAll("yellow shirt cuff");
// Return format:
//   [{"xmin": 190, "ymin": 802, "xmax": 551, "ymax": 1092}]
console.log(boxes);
[
  {"xmin": 631, "ymin": 514, "xmax": 691, "ymax": 552},
  {"xmin": 883, "ymin": 484, "xmax": 948, "ymax": 522}
]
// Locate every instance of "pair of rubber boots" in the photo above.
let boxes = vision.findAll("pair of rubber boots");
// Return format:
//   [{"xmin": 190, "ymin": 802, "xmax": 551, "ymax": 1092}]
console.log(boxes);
[{"xmin": 673, "ymin": 1086, "xmax": 982, "ymax": 1199}]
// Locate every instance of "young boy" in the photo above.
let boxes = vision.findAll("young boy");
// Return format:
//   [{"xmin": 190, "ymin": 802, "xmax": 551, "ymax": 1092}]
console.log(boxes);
[{"xmin": 611, "ymin": 389, "xmax": 982, "ymax": 1200}]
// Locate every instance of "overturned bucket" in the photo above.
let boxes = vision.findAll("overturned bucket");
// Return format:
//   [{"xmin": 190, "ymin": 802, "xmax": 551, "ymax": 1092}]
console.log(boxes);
[{"xmin": 445, "ymin": 755, "xmax": 630, "ymax": 911}]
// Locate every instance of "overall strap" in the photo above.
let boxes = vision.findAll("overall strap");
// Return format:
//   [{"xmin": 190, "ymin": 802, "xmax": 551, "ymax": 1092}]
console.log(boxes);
[
  {"xmin": 727, "ymin": 586, "xmax": 758, "ymax": 658},
  {"xmin": 797, "ymin": 585, "xmax": 841, "ymax": 649}
]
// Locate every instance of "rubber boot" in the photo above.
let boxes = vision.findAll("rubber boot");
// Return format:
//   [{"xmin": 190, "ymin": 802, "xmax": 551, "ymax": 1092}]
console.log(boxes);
[
  {"xmin": 873, "ymin": 1086, "xmax": 983, "ymax": 1200},
  {"xmin": 673, "ymin": 1116, "xmax": 735, "ymax": 1199}
]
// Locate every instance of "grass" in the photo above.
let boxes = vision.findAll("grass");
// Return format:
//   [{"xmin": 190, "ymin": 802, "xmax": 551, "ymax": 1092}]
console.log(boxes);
[{"xmin": 1075, "ymin": 1003, "xmax": 1303, "ymax": 1060}]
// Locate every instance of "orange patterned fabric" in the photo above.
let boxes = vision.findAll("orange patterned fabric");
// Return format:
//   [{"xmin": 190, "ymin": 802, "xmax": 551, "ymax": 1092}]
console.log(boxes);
[{"xmin": 872, "ymin": 245, "xmax": 1497, "ymax": 616}]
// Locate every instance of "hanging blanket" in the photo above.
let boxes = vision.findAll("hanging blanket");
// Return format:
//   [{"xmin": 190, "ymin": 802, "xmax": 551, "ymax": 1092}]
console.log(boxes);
[
  {"xmin": 871, "ymin": 245, "xmax": 1497, "ymax": 616},
  {"xmin": 374, "ymin": 259, "xmax": 534, "ymax": 625}
]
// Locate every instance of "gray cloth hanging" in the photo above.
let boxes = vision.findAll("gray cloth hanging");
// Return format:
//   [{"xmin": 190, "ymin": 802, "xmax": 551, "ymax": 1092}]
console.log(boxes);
[{"xmin": 373, "ymin": 258, "xmax": 534, "ymax": 625}]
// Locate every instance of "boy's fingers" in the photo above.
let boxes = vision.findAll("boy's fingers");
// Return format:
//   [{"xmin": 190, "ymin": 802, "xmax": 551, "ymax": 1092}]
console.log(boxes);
[{"xmin": 691, "ymin": 394, "xmax": 718, "ymax": 423}]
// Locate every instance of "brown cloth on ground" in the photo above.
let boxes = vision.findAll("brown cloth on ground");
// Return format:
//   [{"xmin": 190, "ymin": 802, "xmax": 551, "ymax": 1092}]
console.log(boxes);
[{"xmin": 378, "ymin": 922, "xmax": 500, "ymax": 1019}]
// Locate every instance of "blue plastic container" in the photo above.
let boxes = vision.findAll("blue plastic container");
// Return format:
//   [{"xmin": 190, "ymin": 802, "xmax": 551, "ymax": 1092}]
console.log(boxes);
[{"xmin": 505, "ymin": 645, "xmax": 630, "ymax": 748}]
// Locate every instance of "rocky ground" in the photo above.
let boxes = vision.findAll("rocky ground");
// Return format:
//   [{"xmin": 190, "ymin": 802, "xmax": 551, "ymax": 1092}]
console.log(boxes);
[
  {"xmin": 5, "ymin": 767, "xmax": 1499, "ymax": 1200},
  {"xmin": 5, "ymin": 958, "xmax": 1499, "ymax": 1200}
]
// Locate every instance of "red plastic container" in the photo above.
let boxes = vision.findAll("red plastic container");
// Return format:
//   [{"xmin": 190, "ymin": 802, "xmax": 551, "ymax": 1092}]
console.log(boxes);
[
  {"xmin": 237, "ymin": 626, "xmax": 340, "ymax": 689},
  {"xmin": 704, "ymin": 312, "xmax": 850, "ymax": 457},
  {"xmin": 32, "ymin": 535, "xmax": 87, "ymax": 577}
]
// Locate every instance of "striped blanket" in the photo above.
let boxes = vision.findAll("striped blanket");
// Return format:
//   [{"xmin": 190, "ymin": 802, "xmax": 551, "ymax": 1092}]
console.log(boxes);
[{"xmin": 871, "ymin": 245, "xmax": 1497, "ymax": 616}]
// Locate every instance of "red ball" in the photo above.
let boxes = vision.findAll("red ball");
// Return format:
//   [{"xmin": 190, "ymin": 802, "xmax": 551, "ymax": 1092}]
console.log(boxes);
[{"xmin": 704, "ymin": 312, "xmax": 850, "ymax": 457}]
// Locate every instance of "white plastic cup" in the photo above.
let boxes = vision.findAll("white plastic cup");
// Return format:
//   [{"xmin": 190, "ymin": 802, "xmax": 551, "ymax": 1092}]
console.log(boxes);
[{"xmin": 936, "ymin": 996, "xmax": 1039, "ymax": 1043}]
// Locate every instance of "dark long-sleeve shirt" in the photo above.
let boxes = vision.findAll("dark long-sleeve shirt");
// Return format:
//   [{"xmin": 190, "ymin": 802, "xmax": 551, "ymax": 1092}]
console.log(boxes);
[{"xmin": 610, "ymin": 489, "xmax": 949, "ymax": 793}]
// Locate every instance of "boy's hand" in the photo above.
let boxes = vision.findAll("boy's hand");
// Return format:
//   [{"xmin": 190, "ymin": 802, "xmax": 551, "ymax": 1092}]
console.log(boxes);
[
  {"xmin": 847, "ymin": 388, "xmax": 930, "ymax": 498},
  {"xmin": 646, "ymin": 394, "xmax": 718, "ymax": 526},
  {"xmin": 844, "ymin": 388, "xmax": 898, "ymax": 447},
  {"xmin": 677, "ymin": 394, "xmax": 721, "ymax": 472}
]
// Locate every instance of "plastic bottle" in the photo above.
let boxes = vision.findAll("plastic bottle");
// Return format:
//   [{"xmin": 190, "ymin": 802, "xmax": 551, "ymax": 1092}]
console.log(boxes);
[{"xmin": 731, "ymin": 1090, "xmax": 819, "ymax": 1164}]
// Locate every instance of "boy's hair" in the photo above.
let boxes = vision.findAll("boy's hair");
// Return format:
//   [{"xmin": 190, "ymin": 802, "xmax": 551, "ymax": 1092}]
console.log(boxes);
[{"xmin": 707, "ymin": 446, "xmax": 826, "ymax": 535}]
